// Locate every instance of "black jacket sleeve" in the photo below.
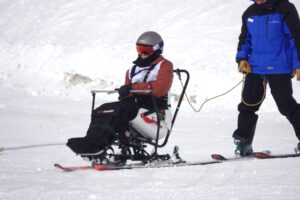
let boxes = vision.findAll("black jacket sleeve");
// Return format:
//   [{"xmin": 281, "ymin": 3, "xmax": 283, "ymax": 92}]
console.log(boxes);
[{"xmin": 283, "ymin": 3, "xmax": 300, "ymax": 60}]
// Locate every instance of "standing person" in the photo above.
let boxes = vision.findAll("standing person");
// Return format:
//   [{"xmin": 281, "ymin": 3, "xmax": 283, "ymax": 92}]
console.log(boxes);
[
  {"xmin": 233, "ymin": 0, "xmax": 300, "ymax": 156},
  {"xmin": 67, "ymin": 31, "xmax": 173, "ymax": 161}
]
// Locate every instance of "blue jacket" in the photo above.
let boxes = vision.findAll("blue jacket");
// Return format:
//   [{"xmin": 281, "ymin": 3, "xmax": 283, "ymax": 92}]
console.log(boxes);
[{"xmin": 236, "ymin": 0, "xmax": 300, "ymax": 74}]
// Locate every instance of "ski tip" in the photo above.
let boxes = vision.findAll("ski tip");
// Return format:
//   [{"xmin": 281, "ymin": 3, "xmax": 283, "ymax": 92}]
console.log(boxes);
[
  {"xmin": 54, "ymin": 163, "xmax": 94, "ymax": 172},
  {"xmin": 211, "ymin": 154, "xmax": 227, "ymax": 161},
  {"xmin": 54, "ymin": 163, "xmax": 65, "ymax": 171},
  {"xmin": 54, "ymin": 163, "xmax": 61, "ymax": 167},
  {"xmin": 54, "ymin": 163, "xmax": 74, "ymax": 172},
  {"xmin": 54, "ymin": 163, "xmax": 78, "ymax": 172},
  {"xmin": 0, "ymin": 147, "xmax": 5, "ymax": 152}
]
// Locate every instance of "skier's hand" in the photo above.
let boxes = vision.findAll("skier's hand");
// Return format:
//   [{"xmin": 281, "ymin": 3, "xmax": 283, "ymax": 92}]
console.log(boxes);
[
  {"xmin": 118, "ymin": 84, "xmax": 132, "ymax": 98},
  {"xmin": 292, "ymin": 69, "xmax": 300, "ymax": 81},
  {"xmin": 238, "ymin": 60, "xmax": 252, "ymax": 74}
]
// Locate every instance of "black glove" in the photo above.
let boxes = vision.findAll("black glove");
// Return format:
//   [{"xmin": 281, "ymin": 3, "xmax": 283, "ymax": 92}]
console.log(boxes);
[{"xmin": 118, "ymin": 85, "xmax": 132, "ymax": 98}]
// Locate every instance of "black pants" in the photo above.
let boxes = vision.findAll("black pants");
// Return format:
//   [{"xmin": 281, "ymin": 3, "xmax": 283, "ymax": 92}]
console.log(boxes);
[
  {"xmin": 233, "ymin": 74, "xmax": 300, "ymax": 143},
  {"xmin": 67, "ymin": 99, "xmax": 139, "ymax": 154}
]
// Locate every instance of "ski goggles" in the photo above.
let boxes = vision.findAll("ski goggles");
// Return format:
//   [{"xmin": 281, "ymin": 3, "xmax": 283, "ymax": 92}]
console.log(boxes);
[{"xmin": 136, "ymin": 45, "xmax": 154, "ymax": 55}]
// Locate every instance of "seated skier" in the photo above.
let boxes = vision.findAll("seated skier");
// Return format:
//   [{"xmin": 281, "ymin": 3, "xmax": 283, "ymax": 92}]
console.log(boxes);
[{"xmin": 67, "ymin": 31, "xmax": 174, "ymax": 160}]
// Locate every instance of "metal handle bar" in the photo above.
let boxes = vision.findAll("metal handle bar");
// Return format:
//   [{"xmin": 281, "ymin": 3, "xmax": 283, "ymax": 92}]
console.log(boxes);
[{"xmin": 91, "ymin": 89, "xmax": 152, "ymax": 95}]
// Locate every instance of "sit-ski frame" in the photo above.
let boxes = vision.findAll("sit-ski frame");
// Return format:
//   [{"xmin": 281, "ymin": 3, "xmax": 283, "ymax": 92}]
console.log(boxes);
[{"xmin": 90, "ymin": 69, "xmax": 190, "ymax": 160}]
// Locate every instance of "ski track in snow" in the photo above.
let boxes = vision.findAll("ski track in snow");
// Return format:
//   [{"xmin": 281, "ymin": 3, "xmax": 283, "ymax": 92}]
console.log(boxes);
[{"xmin": 1, "ymin": 0, "xmax": 300, "ymax": 199}]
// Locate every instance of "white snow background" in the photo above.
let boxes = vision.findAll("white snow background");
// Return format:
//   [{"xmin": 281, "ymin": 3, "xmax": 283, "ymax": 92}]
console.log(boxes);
[{"xmin": 1, "ymin": 0, "xmax": 300, "ymax": 199}]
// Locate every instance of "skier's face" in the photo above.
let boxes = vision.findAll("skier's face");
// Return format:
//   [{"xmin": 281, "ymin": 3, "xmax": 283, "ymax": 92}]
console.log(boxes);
[
  {"xmin": 136, "ymin": 45, "xmax": 154, "ymax": 59},
  {"xmin": 140, "ymin": 53, "xmax": 150, "ymax": 59},
  {"xmin": 255, "ymin": 0, "xmax": 267, "ymax": 5}
]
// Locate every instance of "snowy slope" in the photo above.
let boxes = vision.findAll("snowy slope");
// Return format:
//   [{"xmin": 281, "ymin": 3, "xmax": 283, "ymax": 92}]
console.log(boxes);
[{"xmin": 1, "ymin": 0, "xmax": 300, "ymax": 199}]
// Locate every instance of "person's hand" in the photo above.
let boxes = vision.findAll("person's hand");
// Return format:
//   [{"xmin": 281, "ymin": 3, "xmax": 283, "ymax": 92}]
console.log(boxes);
[
  {"xmin": 118, "ymin": 85, "xmax": 132, "ymax": 98},
  {"xmin": 238, "ymin": 60, "xmax": 252, "ymax": 74},
  {"xmin": 292, "ymin": 69, "xmax": 300, "ymax": 81}
]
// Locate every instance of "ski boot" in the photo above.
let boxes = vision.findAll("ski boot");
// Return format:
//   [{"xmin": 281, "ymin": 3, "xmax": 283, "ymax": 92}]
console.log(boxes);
[
  {"xmin": 234, "ymin": 139, "xmax": 253, "ymax": 156},
  {"xmin": 295, "ymin": 142, "xmax": 300, "ymax": 154}
]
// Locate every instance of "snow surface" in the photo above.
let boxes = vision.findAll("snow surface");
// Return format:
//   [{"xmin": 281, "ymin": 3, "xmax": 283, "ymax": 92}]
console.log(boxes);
[{"xmin": 1, "ymin": 0, "xmax": 300, "ymax": 199}]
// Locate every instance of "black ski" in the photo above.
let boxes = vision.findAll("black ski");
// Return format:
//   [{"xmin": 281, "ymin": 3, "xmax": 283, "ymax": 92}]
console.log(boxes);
[
  {"xmin": 212, "ymin": 150, "xmax": 300, "ymax": 161},
  {"xmin": 54, "ymin": 159, "xmax": 221, "ymax": 172},
  {"xmin": 254, "ymin": 152, "xmax": 300, "ymax": 159}
]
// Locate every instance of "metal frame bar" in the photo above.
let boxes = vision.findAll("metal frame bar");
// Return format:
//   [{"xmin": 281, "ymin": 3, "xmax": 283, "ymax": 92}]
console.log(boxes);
[{"xmin": 90, "ymin": 69, "xmax": 190, "ymax": 158}]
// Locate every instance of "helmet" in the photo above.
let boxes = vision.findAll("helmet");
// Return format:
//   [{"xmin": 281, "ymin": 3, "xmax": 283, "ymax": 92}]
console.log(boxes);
[
  {"xmin": 136, "ymin": 31, "xmax": 163, "ymax": 46},
  {"xmin": 136, "ymin": 31, "xmax": 164, "ymax": 54}
]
